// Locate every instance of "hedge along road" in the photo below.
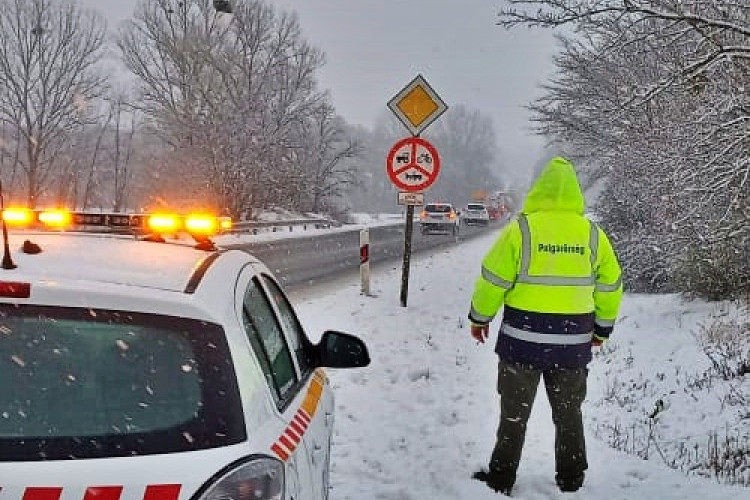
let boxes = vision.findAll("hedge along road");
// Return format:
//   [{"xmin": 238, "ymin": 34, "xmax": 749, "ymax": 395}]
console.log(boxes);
[{"xmin": 222, "ymin": 218, "xmax": 505, "ymax": 290}]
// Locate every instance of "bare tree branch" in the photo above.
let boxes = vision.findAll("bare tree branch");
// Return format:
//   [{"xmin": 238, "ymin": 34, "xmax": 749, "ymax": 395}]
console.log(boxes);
[{"xmin": 0, "ymin": 0, "xmax": 107, "ymax": 206}]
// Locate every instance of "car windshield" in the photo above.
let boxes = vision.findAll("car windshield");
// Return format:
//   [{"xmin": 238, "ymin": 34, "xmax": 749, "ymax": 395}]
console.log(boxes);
[
  {"xmin": 425, "ymin": 204, "xmax": 452, "ymax": 213},
  {"xmin": 467, "ymin": 204, "xmax": 486, "ymax": 211},
  {"xmin": 0, "ymin": 305, "xmax": 246, "ymax": 461}
]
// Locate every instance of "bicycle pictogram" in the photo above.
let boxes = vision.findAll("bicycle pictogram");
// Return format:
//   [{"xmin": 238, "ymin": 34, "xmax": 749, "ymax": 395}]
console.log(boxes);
[{"xmin": 417, "ymin": 153, "xmax": 432, "ymax": 164}]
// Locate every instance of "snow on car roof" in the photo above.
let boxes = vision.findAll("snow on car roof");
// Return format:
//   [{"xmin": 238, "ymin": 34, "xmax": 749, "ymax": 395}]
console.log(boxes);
[{"xmin": 1, "ymin": 232, "xmax": 215, "ymax": 292}]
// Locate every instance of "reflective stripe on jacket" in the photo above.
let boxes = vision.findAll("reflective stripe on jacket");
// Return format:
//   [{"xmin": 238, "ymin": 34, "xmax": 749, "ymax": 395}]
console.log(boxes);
[{"xmin": 469, "ymin": 157, "xmax": 623, "ymax": 368}]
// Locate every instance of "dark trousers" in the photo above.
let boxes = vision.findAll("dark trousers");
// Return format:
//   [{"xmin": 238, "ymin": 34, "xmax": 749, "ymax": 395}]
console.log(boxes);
[{"xmin": 489, "ymin": 360, "xmax": 588, "ymax": 477}]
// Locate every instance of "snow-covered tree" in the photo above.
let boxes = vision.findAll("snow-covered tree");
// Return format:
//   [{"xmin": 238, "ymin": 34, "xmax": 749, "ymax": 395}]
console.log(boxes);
[
  {"xmin": 118, "ymin": 0, "xmax": 353, "ymax": 218},
  {"xmin": 425, "ymin": 105, "xmax": 503, "ymax": 205},
  {"xmin": 343, "ymin": 114, "xmax": 404, "ymax": 214},
  {"xmin": 285, "ymin": 102, "xmax": 362, "ymax": 214},
  {"xmin": 499, "ymin": 0, "xmax": 749, "ymax": 299}
]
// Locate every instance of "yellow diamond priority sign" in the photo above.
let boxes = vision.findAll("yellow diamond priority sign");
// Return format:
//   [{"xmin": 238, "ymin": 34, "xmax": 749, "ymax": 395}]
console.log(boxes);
[{"xmin": 388, "ymin": 74, "xmax": 447, "ymax": 136}]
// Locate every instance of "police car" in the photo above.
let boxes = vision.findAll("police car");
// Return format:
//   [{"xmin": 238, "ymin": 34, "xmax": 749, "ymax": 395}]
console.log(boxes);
[{"xmin": 0, "ymin": 209, "xmax": 370, "ymax": 500}]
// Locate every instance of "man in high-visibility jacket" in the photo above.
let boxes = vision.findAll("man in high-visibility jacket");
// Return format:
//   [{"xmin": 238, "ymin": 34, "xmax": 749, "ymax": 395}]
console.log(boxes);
[{"xmin": 469, "ymin": 156, "xmax": 622, "ymax": 495}]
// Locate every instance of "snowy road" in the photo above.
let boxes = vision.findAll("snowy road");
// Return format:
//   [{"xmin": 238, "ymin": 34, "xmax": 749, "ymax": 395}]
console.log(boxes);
[{"xmin": 223, "ymin": 219, "xmax": 494, "ymax": 287}]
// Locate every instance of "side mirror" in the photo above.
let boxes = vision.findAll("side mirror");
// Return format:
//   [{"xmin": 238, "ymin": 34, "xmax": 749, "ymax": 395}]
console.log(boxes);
[{"xmin": 316, "ymin": 330, "xmax": 370, "ymax": 368}]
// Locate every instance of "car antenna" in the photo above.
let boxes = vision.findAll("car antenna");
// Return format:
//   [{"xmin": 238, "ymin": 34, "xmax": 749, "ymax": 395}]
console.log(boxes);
[{"xmin": 0, "ymin": 179, "xmax": 17, "ymax": 269}]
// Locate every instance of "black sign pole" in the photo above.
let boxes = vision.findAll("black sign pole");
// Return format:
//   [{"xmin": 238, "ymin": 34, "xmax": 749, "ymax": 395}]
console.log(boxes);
[
  {"xmin": 400, "ymin": 203, "xmax": 414, "ymax": 307},
  {"xmin": 398, "ymin": 131, "xmax": 423, "ymax": 307}
]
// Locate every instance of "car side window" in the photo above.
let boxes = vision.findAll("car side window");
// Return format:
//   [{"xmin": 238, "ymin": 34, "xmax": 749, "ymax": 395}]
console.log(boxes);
[
  {"xmin": 242, "ymin": 277, "xmax": 298, "ymax": 408},
  {"xmin": 260, "ymin": 275, "xmax": 315, "ymax": 378}
]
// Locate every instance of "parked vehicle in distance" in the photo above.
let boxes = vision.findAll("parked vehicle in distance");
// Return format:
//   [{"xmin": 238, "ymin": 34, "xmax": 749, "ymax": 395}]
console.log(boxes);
[
  {"xmin": 463, "ymin": 202, "xmax": 490, "ymax": 226},
  {"xmin": 487, "ymin": 204, "xmax": 502, "ymax": 221},
  {"xmin": 486, "ymin": 191, "xmax": 513, "ymax": 220},
  {"xmin": 419, "ymin": 202, "xmax": 460, "ymax": 235}
]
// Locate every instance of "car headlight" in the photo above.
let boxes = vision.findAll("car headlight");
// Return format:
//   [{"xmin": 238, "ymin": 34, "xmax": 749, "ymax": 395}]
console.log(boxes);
[{"xmin": 194, "ymin": 456, "xmax": 284, "ymax": 500}]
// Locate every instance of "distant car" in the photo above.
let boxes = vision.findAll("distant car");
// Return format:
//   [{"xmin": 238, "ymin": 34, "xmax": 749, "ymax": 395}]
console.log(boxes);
[
  {"xmin": 463, "ymin": 202, "xmax": 490, "ymax": 226},
  {"xmin": 0, "ymin": 208, "xmax": 370, "ymax": 500},
  {"xmin": 487, "ymin": 205, "xmax": 500, "ymax": 220},
  {"xmin": 419, "ymin": 202, "xmax": 460, "ymax": 235}
]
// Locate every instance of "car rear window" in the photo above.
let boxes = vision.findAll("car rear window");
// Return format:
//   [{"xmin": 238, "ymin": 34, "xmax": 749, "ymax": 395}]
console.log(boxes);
[
  {"xmin": 467, "ymin": 204, "xmax": 486, "ymax": 211},
  {"xmin": 0, "ymin": 305, "xmax": 246, "ymax": 461},
  {"xmin": 425, "ymin": 204, "xmax": 452, "ymax": 213}
]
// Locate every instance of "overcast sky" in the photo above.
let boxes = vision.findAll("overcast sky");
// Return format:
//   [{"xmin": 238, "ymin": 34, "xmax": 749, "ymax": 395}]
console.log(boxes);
[{"xmin": 82, "ymin": 0, "xmax": 560, "ymax": 179}]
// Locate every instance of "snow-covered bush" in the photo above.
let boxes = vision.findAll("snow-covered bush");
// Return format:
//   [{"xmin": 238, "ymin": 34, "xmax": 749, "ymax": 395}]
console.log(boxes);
[
  {"xmin": 673, "ymin": 241, "xmax": 750, "ymax": 302},
  {"xmin": 589, "ymin": 298, "xmax": 749, "ymax": 486},
  {"xmin": 695, "ymin": 312, "xmax": 750, "ymax": 382}
]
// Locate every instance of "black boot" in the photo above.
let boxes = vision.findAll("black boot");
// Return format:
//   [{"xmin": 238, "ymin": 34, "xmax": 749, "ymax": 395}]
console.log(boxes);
[
  {"xmin": 555, "ymin": 471, "xmax": 585, "ymax": 492},
  {"xmin": 473, "ymin": 468, "xmax": 515, "ymax": 495}
]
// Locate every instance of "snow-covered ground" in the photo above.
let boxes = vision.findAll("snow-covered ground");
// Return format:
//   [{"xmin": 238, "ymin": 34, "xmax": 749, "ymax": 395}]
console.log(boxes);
[{"xmin": 292, "ymin": 226, "xmax": 748, "ymax": 499}]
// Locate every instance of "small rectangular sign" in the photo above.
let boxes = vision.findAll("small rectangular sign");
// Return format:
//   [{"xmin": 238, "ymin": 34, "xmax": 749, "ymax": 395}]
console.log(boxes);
[{"xmin": 397, "ymin": 192, "xmax": 424, "ymax": 206}]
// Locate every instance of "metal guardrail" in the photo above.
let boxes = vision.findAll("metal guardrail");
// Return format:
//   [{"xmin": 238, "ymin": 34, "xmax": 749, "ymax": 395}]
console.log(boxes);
[{"xmin": 227, "ymin": 217, "xmax": 341, "ymax": 235}]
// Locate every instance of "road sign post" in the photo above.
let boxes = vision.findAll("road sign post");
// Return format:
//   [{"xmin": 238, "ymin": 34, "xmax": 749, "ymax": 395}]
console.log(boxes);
[
  {"xmin": 400, "ymin": 205, "xmax": 414, "ymax": 307},
  {"xmin": 387, "ymin": 75, "xmax": 447, "ymax": 307}
]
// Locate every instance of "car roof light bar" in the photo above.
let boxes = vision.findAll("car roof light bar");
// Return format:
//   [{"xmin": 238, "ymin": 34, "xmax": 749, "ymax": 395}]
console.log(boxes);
[
  {"xmin": 38, "ymin": 209, "xmax": 72, "ymax": 228},
  {"xmin": 3, "ymin": 208, "xmax": 33, "ymax": 225},
  {"xmin": 184, "ymin": 214, "xmax": 218, "ymax": 235},
  {"xmin": 218, "ymin": 217, "xmax": 232, "ymax": 231},
  {"xmin": 1, "ymin": 209, "xmax": 230, "ymax": 239},
  {"xmin": 147, "ymin": 213, "xmax": 181, "ymax": 234}
]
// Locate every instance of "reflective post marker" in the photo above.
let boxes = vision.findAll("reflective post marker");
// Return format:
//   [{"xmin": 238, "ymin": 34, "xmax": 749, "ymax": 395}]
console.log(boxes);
[{"xmin": 360, "ymin": 228, "xmax": 370, "ymax": 296}]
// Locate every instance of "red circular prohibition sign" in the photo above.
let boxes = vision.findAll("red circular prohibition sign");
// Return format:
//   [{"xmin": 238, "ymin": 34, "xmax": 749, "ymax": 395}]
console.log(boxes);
[{"xmin": 386, "ymin": 136, "xmax": 441, "ymax": 192}]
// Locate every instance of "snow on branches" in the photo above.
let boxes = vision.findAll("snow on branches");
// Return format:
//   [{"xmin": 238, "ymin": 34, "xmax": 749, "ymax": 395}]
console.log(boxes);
[{"xmin": 500, "ymin": 0, "xmax": 749, "ymax": 299}]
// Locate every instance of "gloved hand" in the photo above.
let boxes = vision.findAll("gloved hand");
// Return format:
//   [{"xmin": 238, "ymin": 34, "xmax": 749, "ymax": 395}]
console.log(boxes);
[
  {"xmin": 591, "ymin": 334, "xmax": 606, "ymax": 347},
  {"xmin": 470, "ymin": 322, "xmax": 489, "ymax": 343},
  {"xmin": 592, "ymin": 323, "xmax": 612, "ymax": 348}
]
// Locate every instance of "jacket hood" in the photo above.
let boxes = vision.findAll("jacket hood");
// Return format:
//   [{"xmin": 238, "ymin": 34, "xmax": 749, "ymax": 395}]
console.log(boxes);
[{"xmin": 522, "ymin": 157, "xmax": 585, "ymax": 214}]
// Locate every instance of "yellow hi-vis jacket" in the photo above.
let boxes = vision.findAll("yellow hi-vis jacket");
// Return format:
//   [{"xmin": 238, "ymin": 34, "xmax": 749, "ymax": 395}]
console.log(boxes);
[{"xmin": 469, "ymin": 157, "xmax": 623, "ymax": 368}]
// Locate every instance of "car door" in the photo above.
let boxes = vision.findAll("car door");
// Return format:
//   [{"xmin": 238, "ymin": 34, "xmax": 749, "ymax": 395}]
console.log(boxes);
[
  {"xmin": 239, "ymin": 272, "xmax": 311, "ymax": 499},
  {"xmin": 257, "ymin": 274, "xmax": 334, "ymax": 500}
]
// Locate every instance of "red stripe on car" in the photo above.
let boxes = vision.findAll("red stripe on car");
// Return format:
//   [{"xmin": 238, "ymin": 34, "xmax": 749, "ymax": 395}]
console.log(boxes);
[
  {"xmin": 285, "ymin": 426, "xmax": 302, "ymax": 442},
  {"xmin": 293, "ymin": 413, "xmax": 309, "ymax": 429},
  {"xmin": 297, "ymin": 409, "xmax": 311, "ymax": 425},
  {"xmin": 22, "ymin": 488, "xmax": 63, "ymax": 500},
  {"xmin": 271, "ymin": 443, "xmax": 290, "ymax": 461},
  {"xmin": 279, "ymin": 433, "xmax": 297, "ymax": 451},
  {"xmin": 143, "ymin": 484, "xmax": 181, "ymax": 500},
  {"xmin": 289, "ymin": 419, "xmax": 305, "ymax": 436},
  {"xmin": 84, "ymin": 487, "xmax": 123, "ymax": 500}
]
